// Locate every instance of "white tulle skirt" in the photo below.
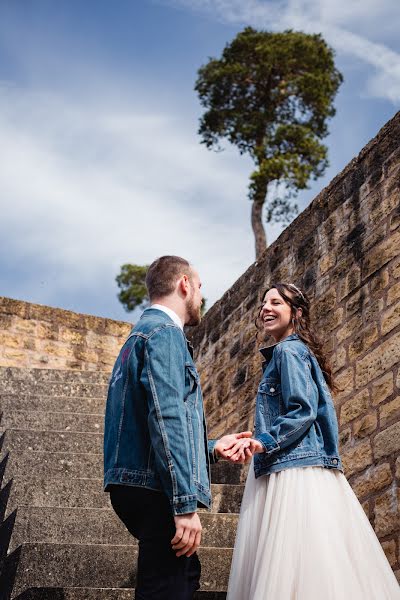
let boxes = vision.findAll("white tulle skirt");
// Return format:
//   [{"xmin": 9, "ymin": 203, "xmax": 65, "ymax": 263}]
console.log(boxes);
[{"xmin": 227, "ymin": 463, "xmax": 400, "ymax": 599}]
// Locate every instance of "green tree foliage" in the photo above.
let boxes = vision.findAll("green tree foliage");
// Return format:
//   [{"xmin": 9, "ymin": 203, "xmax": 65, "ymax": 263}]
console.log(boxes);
[
  {"xmin": 195, "ymin": 28, "xmax": 343, "ymax": 258},
  {"xmin": 116, "ymin": 263, "xmax": 208, "ymax": 316},
  {"xmin": 116, "ymin": 264, "xmax": 149, "ymax": 312}
]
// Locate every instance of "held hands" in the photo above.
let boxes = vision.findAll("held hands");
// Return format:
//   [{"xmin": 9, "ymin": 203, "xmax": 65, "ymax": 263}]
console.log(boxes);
[{"xmin": 215, "ymin": 431, "xmax": 264, "ymax": 464}]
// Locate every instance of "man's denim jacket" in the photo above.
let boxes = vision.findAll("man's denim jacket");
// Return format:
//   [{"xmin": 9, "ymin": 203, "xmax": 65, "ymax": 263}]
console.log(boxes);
[
  {"xmin": 254, "ymin": 333, "xmax": 343, "ymax": 477},
  {"xmin": 103, "ymin": 308, "xmax": 217, "ymax": 515}
]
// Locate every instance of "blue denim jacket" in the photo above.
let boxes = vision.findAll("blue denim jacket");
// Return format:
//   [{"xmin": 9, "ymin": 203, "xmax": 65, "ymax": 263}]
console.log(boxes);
[
  {"xmin": 103, "ymin": 308, "xmax": 217, "ymax": 515},
  {"xmin": 254, "ymin": 334, "xmax": 342, "ymax": 477}
]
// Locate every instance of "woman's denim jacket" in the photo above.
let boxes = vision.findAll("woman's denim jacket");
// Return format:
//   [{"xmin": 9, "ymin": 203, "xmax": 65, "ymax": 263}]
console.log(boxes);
[
  {"xmin": 254, "ymin": 333, "xmax": 343, "ymax": 477},
  {"xmin": 103, "ymin": 308, "xmax": 217, "ymax": 515}
]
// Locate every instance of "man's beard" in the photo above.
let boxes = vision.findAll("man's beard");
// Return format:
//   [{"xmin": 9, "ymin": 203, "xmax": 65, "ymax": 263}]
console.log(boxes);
[{"xmin": 186, "ymin": 294, "xmax": 201, "ymax": 327}]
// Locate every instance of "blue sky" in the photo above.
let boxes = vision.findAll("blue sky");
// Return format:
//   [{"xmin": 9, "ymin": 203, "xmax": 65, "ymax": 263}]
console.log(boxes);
[{"xmin": 0, "ymin": 0, "xmax": 399, "ymax": 323}]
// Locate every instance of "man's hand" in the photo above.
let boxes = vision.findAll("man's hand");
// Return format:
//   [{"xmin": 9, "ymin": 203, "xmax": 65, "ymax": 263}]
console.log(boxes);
[
  {"xmin": 214, "ymin": 431, "xmax": 253, "ymax": 463},
  {"xmin": 172, "ymin": 512, "xmax": 202, "ymax": 557}
]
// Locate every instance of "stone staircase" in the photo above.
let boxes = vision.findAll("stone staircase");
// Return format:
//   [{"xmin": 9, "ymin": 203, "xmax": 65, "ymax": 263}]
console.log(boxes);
[{"xmin": 0, "ymin": 367, "xmax": 245, "ymax": 599}]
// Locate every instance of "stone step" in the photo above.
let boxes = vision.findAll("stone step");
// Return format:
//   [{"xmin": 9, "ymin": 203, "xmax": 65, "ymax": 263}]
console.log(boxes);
[
  {"xmin": 0, "ymin": 430, "xmax": 246, "ymax": 484},
  {"xmin": 13, "ymin": 589, "xmax": 226, "ymax": 600},
  {"xmin": 2, "ymin": 476, "xmax": 244, "ymax": 515},
  {"xmin": 0, "ymin": 411, "xmax": 105, "ymax": 434},
  {"xmin": 1, "ymin": 448, "xmax": 244, "ymax": 492},
  {"xmin": 0, "ymin": 394, "xmax": 106, "ymax": 415},
  {"xmin": 0, "ymin": 367, "xmax": 111, "ymax": 386},
  {"xmin": 1, "ymin": 429, "xmax": 102, "ymax": 454},
  {"xmin": 7, "ymin": 506, "xmax": 238, "ymax": 552},
  {"xmin": 0, "ymin": 543, "xmax": 232, "ymax": 597},
  {"xmin": 0, "ymin": 380, "xmax": 108, "ymax": 400}
]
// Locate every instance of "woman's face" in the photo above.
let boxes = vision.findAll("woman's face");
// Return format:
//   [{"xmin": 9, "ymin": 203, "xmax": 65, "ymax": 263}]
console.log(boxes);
[{"xmin": 260, "ymin": 288, "xmax": 294, "ymax": 343}]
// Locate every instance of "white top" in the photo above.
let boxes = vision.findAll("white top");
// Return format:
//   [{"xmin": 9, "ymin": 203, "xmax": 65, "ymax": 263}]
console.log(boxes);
[{"xmin": 150, "ymin": 303, "xmax": 184, "ymax": 330}]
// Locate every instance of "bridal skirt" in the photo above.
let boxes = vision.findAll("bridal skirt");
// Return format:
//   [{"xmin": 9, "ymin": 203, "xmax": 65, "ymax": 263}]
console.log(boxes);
[{"xmin": 226, "ymin": 463, "xmax": 400, "ymax": 599}]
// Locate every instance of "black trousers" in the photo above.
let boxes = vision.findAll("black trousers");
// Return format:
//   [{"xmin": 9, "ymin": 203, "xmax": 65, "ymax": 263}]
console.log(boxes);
[{"xmin": 109, "ymin": 485, "xmax": 201, "ymax": 600}]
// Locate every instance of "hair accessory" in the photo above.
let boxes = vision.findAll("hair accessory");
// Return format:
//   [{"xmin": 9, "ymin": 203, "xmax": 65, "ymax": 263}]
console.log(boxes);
[{"xmin": 286, "ymin": 283, "xmax": 305, "ymax": 300}]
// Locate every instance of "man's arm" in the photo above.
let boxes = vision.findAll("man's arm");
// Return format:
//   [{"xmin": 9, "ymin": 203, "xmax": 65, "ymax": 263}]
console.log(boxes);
[{"xmin": 141, "ymin": 325, "xmax": 197, "ymax": 515}]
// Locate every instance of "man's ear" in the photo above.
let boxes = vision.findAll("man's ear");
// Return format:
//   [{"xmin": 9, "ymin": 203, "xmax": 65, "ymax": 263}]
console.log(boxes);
[{"xmin": 178, "ymin": 274, "xmax": 190, "ymax": 296}]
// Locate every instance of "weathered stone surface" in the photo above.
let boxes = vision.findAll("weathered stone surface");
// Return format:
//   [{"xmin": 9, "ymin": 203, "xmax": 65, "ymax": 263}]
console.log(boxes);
[
  {"xmin": 0, "ymin": 297, "xmax": 131, "ymax": 370},
  {"xmin": 348, "ymin": 325, "xmax": 378, "ymax": 361},
  {"xmin": 374, "ymin": 422, "xmax": 400, "ymax": 459},
  {"xmin": 374, "ymin": 487, "xmax": 400, "ymax": 537},
  {"xmin": 382, "ymin": 300, "xmax": 400, "ymax": 336},
  {"xmin": 340, "ymin": 389, "xmax": 370, "ymax": 425},
  {"xmin": 353, "ymin": 412, "xmax": 378, "ymax": 439},
  {"xmin": 351, "ymin": 463, "xmax": 393, "ymax": 499},
  {"xmin": 388, "ymin": 281, "xmax": 400, "ymax": 306},
  {"xmin": 382, "ymin": 540, "xmax": 397, "ymax": 567},
  {"xmin": 362, "ymin": 230, "xmax": 400, "ymax": 281},
  {"xmin": 372, "ymin": 373, "xmax": 394, "ymax": 406},
  {"xmin": 355, "ymin": 332, "xmax": 400, "ymax": 388},
  {"xmin": 341, "ymin": 440, "xmax": 373, "ymax": 477},
  {"xmin": 380, "ymin": 396, "xmax": 400, "ymax": 429}
]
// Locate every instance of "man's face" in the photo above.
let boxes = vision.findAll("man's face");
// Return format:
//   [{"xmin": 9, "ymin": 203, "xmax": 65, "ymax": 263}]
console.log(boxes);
[{"xmin": 185, "ymin": 268, "xmax": 203, "ymax": 326}]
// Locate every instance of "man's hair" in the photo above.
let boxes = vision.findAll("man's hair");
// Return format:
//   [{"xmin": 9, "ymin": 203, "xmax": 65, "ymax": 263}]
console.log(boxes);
[{"xmin": 145, "ymin": 255, "xmax": 192, "ymax": 301}]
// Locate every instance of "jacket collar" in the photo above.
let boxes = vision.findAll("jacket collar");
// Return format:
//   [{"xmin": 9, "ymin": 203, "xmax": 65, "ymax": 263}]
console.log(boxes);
[
  {"xmin": 259, "ymin": 333, "xmax": 299, "ymax": 362},
  {"xmin": 141, "ymin": 307, "xmax": 194, "ymax": 357}
]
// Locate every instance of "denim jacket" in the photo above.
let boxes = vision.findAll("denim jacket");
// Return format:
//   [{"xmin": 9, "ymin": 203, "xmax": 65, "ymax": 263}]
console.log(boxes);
[
  {"xmin": 254, "ymin": 334, "xmax": 342, "ymax": 477},
  {"xmin": 103, "ymin": 308, "xmax": 217, "ymax": 515}
]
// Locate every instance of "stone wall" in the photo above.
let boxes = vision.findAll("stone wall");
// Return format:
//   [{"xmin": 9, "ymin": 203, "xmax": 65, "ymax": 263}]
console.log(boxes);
[
  {"xmin": 0, "ymin": 297, "xmax": 132, "ymax": 371},
  {"xmin": 190, "ymin": 111, "xmax": 400, "ymax": 575}
]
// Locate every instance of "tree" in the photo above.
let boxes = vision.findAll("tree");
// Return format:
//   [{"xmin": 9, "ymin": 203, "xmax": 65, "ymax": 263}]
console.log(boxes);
[
  {"xmin": 116, "ymin": 263, "xmax": 208, "ymax": 316},
  {"xmin": 195, "ymin": 28, "xmax": 343, "ymax": 258},
  {"xmin": 116, "ymin": 264, "xmax": 149, "ymax": 312}
]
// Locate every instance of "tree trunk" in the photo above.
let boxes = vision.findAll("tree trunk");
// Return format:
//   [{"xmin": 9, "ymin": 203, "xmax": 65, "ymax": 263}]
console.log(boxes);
[{"xmin": 251, "ymin": 185, "xmax": 268, "ymax": 260}]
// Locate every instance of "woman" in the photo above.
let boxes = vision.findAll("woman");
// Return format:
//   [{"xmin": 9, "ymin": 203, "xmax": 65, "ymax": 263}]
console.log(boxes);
[{"xmin": 225, "ymin": 283, "xmax": 399, "ymax": 599}]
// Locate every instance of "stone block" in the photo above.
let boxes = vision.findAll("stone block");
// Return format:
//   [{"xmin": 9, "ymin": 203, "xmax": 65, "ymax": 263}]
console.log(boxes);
[
  {"xmin": 319, "ymin": 253, "xmax": 336, "ymax": 276},
  {"xmin": 340, "ymin": 389, "xmax": 370, "ymax": 425},
  {"xmin": 341, "ymin": 440, "xmax": 372, "ymax": 478},
  {"xmin": 335, "ymin": 367, "xmax": 354, "ymax": 400},
  {"xmin": 351, "ymin": 463, "xmax": 392, "ymax": 499},
  {"xmin": 391, "ymin": 257, "xmax": 400, "ymax": 280},
  {"xmin": 369, "ymin": 268, "xmax": 389, "ymax": 298},
  {"xmin": 332, "ymin": 346, "xmax": 346, "ymax": 373},
  {"xmin": 355, "ymin": 332, "xmax": 400, "ymax": 388},
  {"xmin": 373, "ymin": 487, "xmax": 400, "ymax": 537},
  {"xmin": 338, "ymin": 267, "xmax": 361, "ymax": 301},
  {"xmin": 374, "ymin": 422, "xmax": 400, "ymax": 460},
  {"xmin": 381, "ymin": 540, "xmax": 397, "ymax": 567},
  {"xmin": 338, "ymin": 427, "xmax": 352, "ymax": 448},
  {"xmin": 353, "ymin": 412, "xmax": 378, "ymax": 439},
  {"xmin": 382, "ymin": 300, "xmax": 400, "ymax": 336},
  {"xmin": 380, "ymin": 396, "xmax": 400, "ymax": 429},
  {"xmin": 372, "ymin": 372, "xmax": 394, "ymax": 406},
  {"xmin": 362, "ymin": 230, "xmax": 400, "ymax": 281},
  {"xmin": 388, "ymin": 282, "xmax": 400, "ymax": 306},
  {"xmin": 348, "ymin": 325, "xmax": 378, "ymax": 361},
  {"xmin": 337, "ymin": 315, "xmax": 362, "ymax": 345}
]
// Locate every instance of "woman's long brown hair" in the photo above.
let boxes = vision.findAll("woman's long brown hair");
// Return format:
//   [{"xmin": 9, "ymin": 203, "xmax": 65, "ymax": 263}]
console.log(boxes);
[{"xmin": 256, "ymin": 282, "xmax": 338, "ymax": 393}]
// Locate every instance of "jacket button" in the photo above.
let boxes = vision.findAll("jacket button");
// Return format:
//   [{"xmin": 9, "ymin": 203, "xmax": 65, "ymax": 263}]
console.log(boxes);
[
  {"xmin": 270, "ymin": 387, "xmax": 275, "ymax": 393},
  {"xmin": 332, "ymin": 458, "xmax": 338, "ymax": 465}
]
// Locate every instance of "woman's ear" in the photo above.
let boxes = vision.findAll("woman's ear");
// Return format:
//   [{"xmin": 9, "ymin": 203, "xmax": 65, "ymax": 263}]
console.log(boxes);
[{"xmin": 296, "ymin": 307, "xmax": 303, "ymax": 319}]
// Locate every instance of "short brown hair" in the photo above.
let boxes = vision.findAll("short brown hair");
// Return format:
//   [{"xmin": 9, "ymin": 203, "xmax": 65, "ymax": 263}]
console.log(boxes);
[{"xmin": 145, "ymin": 256, "xmax": 192, "ymax": 301}]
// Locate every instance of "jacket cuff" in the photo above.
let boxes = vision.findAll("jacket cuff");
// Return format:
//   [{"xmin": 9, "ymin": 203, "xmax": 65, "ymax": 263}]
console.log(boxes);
[
  {"xmin": 208, "ymin": 439, "xmax": 219, "ymax": 464},
  {"xmin": 256, "ymin": 433, "xmax": 280, "ymax": 455},
  {"xmin": 172, "ymin": 494, "xmax": 198, "ymax": 515}
]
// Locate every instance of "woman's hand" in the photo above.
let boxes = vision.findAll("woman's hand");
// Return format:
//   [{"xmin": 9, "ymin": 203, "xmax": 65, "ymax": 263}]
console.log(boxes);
[{"xmin": 225, "ymin": 438, "xmax": 264, "ymax": 462}]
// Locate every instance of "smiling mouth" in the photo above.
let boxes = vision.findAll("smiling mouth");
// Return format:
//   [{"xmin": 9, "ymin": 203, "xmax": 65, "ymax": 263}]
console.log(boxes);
[{"xmin": 263, "ymin": 316, "xmax": 277, "ymax": 323}]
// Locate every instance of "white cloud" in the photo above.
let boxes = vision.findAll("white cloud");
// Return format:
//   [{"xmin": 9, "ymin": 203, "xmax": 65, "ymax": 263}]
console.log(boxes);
[
  {"xmin": 0, "ymin": 83, "xmax": 262, "ymax": 312},
  {"xmin": 169, "ymin": 0, "xmax": 400, "ymax": 103}
]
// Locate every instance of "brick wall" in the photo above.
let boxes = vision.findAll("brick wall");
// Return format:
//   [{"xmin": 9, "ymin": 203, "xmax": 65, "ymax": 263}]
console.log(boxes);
[
  {"xmin": 190, "ymin": 111, "xmax": 400, "ymax": 576},
  {"xmin": 0, "ymin": 297, "xmax": 132, "ymax": 371}
]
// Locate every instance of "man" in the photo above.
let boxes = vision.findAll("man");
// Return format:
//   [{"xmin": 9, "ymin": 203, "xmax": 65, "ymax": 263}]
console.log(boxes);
[{"xmin": 104, "ymin": 255, "xmax": 251, "ymax": 600}]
